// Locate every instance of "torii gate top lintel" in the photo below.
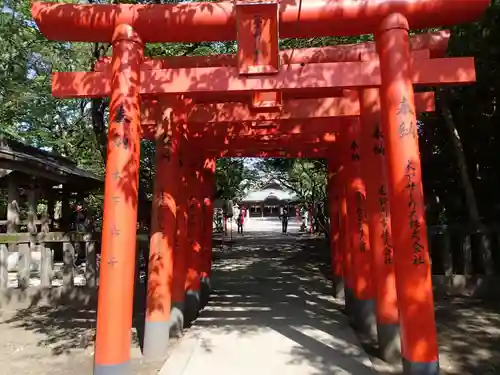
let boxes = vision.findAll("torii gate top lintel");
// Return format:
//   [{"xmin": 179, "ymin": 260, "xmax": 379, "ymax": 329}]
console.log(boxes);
[{"xmin": 32, "ymin": 0, "xmax": 488, "ymax": 44}]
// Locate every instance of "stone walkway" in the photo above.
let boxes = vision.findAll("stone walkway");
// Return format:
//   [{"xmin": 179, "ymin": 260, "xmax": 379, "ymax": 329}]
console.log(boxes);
[{"xmin": 160, "ymin": 222, "xmax": 375, "ymax": 375}]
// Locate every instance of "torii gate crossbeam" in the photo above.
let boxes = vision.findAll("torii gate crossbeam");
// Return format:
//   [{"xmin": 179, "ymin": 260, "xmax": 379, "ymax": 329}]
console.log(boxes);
[
  {"xmin": 53, "ymin": 58, "xmax": 475, "ymax": 98},
  {"xmin": 32, "ymin": 0, "xmax": 488, "ymax": 43}
]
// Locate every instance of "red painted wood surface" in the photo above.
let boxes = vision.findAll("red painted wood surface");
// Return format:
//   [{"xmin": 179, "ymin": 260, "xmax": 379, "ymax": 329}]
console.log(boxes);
[
  {"xmin": 32, "ymin": 0, "xmax": 487, "ymax": 43},
  {"xmin": 52, "ymin": 58, "xmax": 476, "ymax": 98}
]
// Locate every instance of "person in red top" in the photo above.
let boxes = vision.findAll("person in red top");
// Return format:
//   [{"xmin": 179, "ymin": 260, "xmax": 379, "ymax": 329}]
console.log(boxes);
[
  {"xmin": 237, "ymin": 205, "xmax": 245, "ymax": 235},
  {"xmin": 241, "ymin": 206, "xmax": 246, "ymax": 224}
]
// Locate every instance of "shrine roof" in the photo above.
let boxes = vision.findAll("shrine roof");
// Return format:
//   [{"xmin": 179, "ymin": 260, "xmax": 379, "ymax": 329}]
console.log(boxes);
[
  {"xmin": 241, "ymin": 182, "xmax": 297, "ymax": 202},
  {"xmin": 0, "ymin": 135, "xmax": 103, "ymax": 192}
]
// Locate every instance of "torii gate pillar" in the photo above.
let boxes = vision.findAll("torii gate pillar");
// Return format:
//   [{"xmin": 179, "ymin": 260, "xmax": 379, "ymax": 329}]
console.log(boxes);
[
  {"xmin": 185, "ymin": 161, "xmax": 204, "ymax": 323},
  {"xmin": 345, "ymin": 119, "xmax": 377, "ymax": 338},
  {"xmin": 359, "ymin": 88, "xmax": 401, "ymax": 363},
  {"xmin": 143, "ymin": 112, "xmax": 179, "ymax": 360},
  {"xmin": 94, "ymin": 24, "xmax": 143, "ymax": 375},
  {"xmin": 327, "ymin": 157, "xmax": 344, "ymax": 299},
  {"xmin": 338, "ymin": 135, "xmax": 354, "ymax": 319},
  {"xmin": 377, "ymin": 14, "xmax": 439, "ymax": 374},
  {"xmin": 200, "ymin": 158, "xmax": 216, "ymax": 308},
  {"xmin": 171, "ymin": 150, "xmax": 189, "ymax": 337}
]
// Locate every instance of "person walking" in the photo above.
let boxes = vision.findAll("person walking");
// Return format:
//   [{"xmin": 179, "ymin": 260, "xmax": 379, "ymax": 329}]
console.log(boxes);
[
  {"xmin": 280, "ymin": 206, "xmax": 289, "ymax": 234},
  {"xmin": 237, "ymin": 209, "xmax": 245, "ymax": 235}
]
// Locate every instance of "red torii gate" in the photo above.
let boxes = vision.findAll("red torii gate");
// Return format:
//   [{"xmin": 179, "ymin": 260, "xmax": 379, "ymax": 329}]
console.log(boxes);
[
  {"xmin": 31, "ymin": 0, "xmax": 490, "ymax": 374},
  {"xmin": 182, "ymin": 95, "xmax": 434, "ymax": 359},
  {"xmin": 86, "ymin": 41, "xmax": 437, "ymax": 356},
  {"xmin": 142, "ymin": 87, "xmax": 436, "ymax": 345}
]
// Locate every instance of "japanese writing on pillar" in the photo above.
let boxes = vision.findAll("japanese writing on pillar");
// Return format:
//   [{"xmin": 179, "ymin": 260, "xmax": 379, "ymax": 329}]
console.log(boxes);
[
  {"xmin": 111, "ymin": 104, "xmax": 131, "ymax": 150},
  {"xmin": 372, "ymin": 124, "xmax": 385, "ymax": 155},
  {"xmin": 405, "ymin": 160, "xmax": 424, "ymax": 265},
  {"xmin": 253, "ymin": 15, "xmax": 262, "ymax": 65},
  {"xmin": 174, "ymin": 209, "xmax": 181, "ymax": 253},
  {"xmin": 350, "ymin": 140, "xmax": 360, "ymax": 161},
  {"xmin": 377, "ymin": 185, "xmax": 392, "ymax": 264},
  {"xmin": 396, "ymin": 96, "xmax": 416, "ymax": 140},
  {"xmin": 201, "ymin": 203, "xmax": 206, "ymax": 232},
  {"xmin": 187, "ymin": 198, "xmax": 196, "ymax": 241},
  {"xmin": 110, "ymin": 195, "xmax": 121, "ymax": 236},
  {"xmin": 155, "ymin": 233, "xmax": 163, "ymax": 261},
  {"xmin": 108, "ymin": 179, "xmax": 121, "ymax": 267},
  {"xmin": 154, "ymin": 191, "xmax": 166, "ymax": 261},
  {"xmin": 157, "ymin": 191, "xmax": 166, "ymax": 231},
  {"xmin": 334, "ymin": 195, "xmax": 341, "ymax": 229},
  {"xmin": 355, "ymin": 191, "xmax": 367, "ymax": 253},
  {"xmin": 174, "ymin": 230, "xmax": 179, "ymax": 254},
  {"xmin": 162, "ymin": 134, "xmax": 172, "ymax": 161},
  {"xmin": 178, "ymin": 151, "xmax": 184, "ymax": 167}
]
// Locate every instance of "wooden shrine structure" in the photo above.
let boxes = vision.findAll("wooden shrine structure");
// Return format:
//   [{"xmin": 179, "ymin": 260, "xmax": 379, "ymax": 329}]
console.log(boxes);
[
  {"xmin": 240, "ymin": 181, "xmax": 298, "ymax": 218},
  {"xmin": 0, "ymin": 135, "xmax": 102, "ymax": 290},
  {"xmin": 31, "ymin": 0, "xmax": 490, "ymax": 374}
]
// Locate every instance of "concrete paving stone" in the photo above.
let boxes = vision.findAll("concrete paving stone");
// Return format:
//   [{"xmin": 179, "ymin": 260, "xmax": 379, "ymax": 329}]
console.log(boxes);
[{"xmin": 160, "ymin": 219, "xmax": 375, "ymax": 375}]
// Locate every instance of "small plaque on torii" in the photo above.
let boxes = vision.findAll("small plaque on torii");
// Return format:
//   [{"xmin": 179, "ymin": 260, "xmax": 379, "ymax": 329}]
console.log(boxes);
[
  {"xmin": 235, "ymin": 0, "xmax": 279, "ymax": 76},
  {"xmin": 236, "ymin": 1, "xmax": 281, "ymax": 109}
]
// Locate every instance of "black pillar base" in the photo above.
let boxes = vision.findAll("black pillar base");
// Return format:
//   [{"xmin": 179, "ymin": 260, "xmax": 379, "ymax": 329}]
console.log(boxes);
[
  {"xmin": 200, "ymin": 276, "xmax": 212, "ymax": 309},
  {"xmin": 183, "ymin": 290, "xmax": 200, "ymax": 326},
  {"xmin": 333, "ymin": 275, "xmax": 345, "ymax": 299},
  {"xmin": 402, "ymin": 358, "xmax": 439, "ymax": 375},
  {"xmin": 352, "ymin": 298, "xmax": 377, "ymax": 340},
  {"xmin": 377, "ymin": 322, "xmax": 402, "ymax": 364},
  {"xmin": 170, "ymin": 301, "xmax": 185, "ymax": 337}
]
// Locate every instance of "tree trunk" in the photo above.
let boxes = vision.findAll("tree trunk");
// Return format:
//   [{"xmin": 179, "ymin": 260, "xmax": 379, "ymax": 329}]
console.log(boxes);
[
  {"xmin": 439, "ymin": 88, "xmax": 493, "ymax": 274},
  {"xmin": 87, "ymin": 0, "xmax": 109, "ymax": 160},
  {"xmin": 90, "ymin": 41, "xmax": 109, "ymax": 161},
  {"xmin": 91, "ymin": 97, "xmax": 108, "ymax": 160}
]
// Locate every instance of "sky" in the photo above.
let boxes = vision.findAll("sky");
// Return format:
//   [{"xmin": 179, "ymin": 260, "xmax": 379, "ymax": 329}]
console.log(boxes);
[
  {"xmin": 2, "ymin": 3, "xmax": 37, "ymax": 26},
  {"xmin": 244, "ymin": 158, "xmax": 260, "ymax": 168},
  {"xmin": 1, "ymin": 5, "xmax": 13, "ymax": 17}
]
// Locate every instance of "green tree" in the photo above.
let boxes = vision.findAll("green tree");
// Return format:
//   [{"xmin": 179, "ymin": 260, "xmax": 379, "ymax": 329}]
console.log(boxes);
[
  {"xmin": 257, "ymin": 158, "xmax": 327, "ymax": 204},
  {"xmin": 0, "ymin": 1, "xmax": 103, "ymax": 174},
  {"xmin": 215, "ymin": 158, "xmax": 257, "ymax": 200}
]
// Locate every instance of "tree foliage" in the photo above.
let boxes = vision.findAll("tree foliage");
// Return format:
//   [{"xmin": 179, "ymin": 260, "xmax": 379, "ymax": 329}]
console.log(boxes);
[
  {"xmin": 257, "ymin": 159, "xmax": 327, "ymax": 204},
  {"xmin": 1, "ymin": 1, "xmax": 103, "ymax": 174},
  {"xmin": 215, "ymin": 158, "xmax": 258, "ymax": 200}
]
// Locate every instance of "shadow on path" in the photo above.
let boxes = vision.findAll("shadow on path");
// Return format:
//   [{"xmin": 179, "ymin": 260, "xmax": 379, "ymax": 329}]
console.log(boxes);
[{"xmin": 163, "ymin": 231, "xmax": 374, "ymax": 375}]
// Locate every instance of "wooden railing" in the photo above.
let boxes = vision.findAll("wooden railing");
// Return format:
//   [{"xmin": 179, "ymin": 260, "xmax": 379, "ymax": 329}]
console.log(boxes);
[
  {"xmin": 0, "ymin": 231, "xmax": 151, "ymax": 291},
  {"xmin": 0, "ymin": 219, "xmax": 54, "ymax": 226},
  {"xmin": 0, "ymin": 231, "xmax": 100, "ymax": 290}
]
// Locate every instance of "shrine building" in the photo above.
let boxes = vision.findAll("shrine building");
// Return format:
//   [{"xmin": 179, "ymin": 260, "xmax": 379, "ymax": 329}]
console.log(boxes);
[{"xmin": 239, "ymin": 182, "xmax": 298, "ymax": 218}]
